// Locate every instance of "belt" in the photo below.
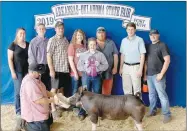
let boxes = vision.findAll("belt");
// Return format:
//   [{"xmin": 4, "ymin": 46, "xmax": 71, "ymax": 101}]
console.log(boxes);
[
  {"xmin": 124, "ymin": 62, "xmax": 140, "ymax": 66},
  {"xmin": 27, "ymin": 119, "xmax": 48, "ymax": 124}
]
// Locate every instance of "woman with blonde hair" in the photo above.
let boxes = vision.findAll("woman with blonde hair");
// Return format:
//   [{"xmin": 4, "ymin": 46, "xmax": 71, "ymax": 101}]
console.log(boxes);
[
  {"xmin": 67, "ymin": 29, "xmax": 87, "ymax": 120},
  {"xmin": 7, "ymin": 28, "xmax": 29, "ymax": 131}
]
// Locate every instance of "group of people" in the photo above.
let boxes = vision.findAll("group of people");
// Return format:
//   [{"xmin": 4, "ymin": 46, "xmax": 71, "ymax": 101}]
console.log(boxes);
[{"xmin": 7, "ymin": 21, "xmax": 172, "ymax": 131}]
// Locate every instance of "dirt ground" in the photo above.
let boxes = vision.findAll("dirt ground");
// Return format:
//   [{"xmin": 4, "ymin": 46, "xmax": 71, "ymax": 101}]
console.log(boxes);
[{"xmin": 1, "ymin": 105, "xmax": 186, "ymax": 131}]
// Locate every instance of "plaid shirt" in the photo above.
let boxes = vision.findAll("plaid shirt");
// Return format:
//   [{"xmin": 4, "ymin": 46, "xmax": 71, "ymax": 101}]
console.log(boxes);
[{"xmin": 47, "ymin": 35, "xmax": 69, "ymax": 73}]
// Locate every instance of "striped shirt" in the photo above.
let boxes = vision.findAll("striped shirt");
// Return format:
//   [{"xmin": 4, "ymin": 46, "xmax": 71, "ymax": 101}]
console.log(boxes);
[{"xmin": 47, "ymin": 35, "xmax": 69, "ymax": 73}]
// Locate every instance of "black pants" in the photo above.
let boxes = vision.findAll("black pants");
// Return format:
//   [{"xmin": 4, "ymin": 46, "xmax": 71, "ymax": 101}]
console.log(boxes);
[{"xmin": 41, "ymin": 65, "xmax": 51, "ymax": 91}]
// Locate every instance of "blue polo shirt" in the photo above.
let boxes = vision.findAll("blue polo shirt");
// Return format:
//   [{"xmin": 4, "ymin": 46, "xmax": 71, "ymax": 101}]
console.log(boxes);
[{"xmin": 120, "ymin": 35, "xmax": 146, "ymax": 63}]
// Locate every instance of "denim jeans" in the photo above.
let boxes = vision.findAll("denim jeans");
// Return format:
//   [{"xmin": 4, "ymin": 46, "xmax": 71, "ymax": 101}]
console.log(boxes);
[
  {"xmin": 71, "ymin": 76, "xmax": 82, "ymax": 95},
  {"xmin": 26, "ymin": 113, "xmax": 53, "ymax": 131},
  {"xmin": 147, "ymin": 75, "xmax": 171, "ymax": 117},
  {"xmin": 13, "ymin": 72, "xmax": 24, "ymax": 115},
  {"xmin": 87, "ymin": 75, "xmax": 101, "ymax": 94},
  {"xmin": 71, "ymin": 74, "xmax": 87, "ymax": 95},
  {"xmin": 26, "ymin": 120, "xmax": 50, "ymax": 131},
  {"xmin": 81, "ymin": 72, "xmax": 88, "ymax": 88},
  {"xmin": 71, "ymin": 74, "xmax": 87, "ymax": 116}
]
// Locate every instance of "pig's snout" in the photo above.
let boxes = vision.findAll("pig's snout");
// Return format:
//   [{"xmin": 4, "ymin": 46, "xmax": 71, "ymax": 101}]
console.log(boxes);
[
  {"xmin": 69, "ymin": 96, "xmax": 77, "ymax": 105},
  {"xmin": 68, "ymin": 94, "xmax": 81, "ymax": 105}
]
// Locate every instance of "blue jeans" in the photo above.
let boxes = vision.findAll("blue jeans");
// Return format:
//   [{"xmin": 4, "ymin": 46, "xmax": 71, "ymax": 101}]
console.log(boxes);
[
  {"xmin": 26, "ymin": 120, "xmax": 50, "ymax": 131},
  {"xmin": 13, "ymin": 72, "xmax": 24, "ymax": 115},
  {"xmin": 26, "ymin": 113, "xmax": 52, "ymax": 131},
  {"xmin": 147, "ymin": 75, "xmax": 171, "ymax": 117},
  {"xmin": 71, "ymin": 73, "xmax": 87, "ymax": 95},
  {"xmin": 81, "ymin": 72, "xmax": 88, "ymax": 88},
  {"xmin": 71, "ymin": 76, "xmax": 81, "ymax": 95},
  {"xmin": 87, "ymin": 75, "xmax": 101, "ymax": 94},
  {"xmin": 71, "ymin": 75, "xmax": 87, "ymax": 116}
]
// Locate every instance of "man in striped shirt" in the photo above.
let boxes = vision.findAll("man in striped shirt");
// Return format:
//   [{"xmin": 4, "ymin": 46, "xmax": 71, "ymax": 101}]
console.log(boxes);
[{"xmin": 47, "ymin": 21, "xmax": 70, "ymax": 119}]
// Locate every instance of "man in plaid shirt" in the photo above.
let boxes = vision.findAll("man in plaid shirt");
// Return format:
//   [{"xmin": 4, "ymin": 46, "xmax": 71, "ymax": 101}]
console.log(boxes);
[{"xmin": 47, "ymin": 21, "xmax": 70, "ymax": 119}]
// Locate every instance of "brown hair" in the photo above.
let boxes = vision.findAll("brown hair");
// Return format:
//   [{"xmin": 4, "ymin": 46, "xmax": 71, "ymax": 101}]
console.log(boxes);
[
  {"xmin": 126, "ymin": 22, "xmax": 136, "ymax": 29},
  {"xmin": 88, "ymin": 37, "xmax": 96, "ymax": 44},
  {"xmin": 70, "ymin": 29, "xmax": 87, "ymax": 47},
  {"xmin": 35, "ymin": 23, "xmax": 45, "ymax": 29},
  {"xmin": 55, "ymin": 21, "xmax": 64, "ymax": 28},
  {"xmin": 13, "ymin": 28, "xmax": 26, "ymax": 44}
]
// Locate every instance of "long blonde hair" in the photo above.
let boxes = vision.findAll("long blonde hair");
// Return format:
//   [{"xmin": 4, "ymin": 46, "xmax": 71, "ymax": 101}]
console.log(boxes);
[
  {"xmin": 13, "ymin": 28, "xmax": 26, "ymax": 44},
  {"xmin": 70, "ymin": 29, "xmax": 87, "ymax": 47}
]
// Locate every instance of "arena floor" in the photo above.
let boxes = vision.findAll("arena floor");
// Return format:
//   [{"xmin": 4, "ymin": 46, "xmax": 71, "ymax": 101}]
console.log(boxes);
[{"xmin": 1, "ymin": 105, "xmax": 186, "ymax": 131}]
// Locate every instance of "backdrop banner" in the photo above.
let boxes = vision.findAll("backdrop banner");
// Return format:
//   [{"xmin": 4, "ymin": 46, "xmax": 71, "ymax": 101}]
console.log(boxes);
[{"xmin": 35, "ymin": 3, "xmax": 151, "ymax": 31}]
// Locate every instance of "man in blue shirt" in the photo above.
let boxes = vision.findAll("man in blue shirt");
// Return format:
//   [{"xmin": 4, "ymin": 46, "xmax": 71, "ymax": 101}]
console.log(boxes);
[{"xmin": 119, "ymin": 22, "xmax": 146, "ymax": 96}]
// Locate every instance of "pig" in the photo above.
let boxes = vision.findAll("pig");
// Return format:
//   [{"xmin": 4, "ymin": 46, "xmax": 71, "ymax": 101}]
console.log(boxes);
[{"xmin": 56, "ymin": 89, "xmax": 145, "ymax": 131}]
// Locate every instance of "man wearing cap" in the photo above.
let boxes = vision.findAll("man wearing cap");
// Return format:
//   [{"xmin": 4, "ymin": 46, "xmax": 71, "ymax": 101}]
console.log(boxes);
[
  {"xmin": 119, "ymin": 22, "xmax": 146, "ymax": 95},
  {"xmin": 144, "ymin": 29, "xmax": 171, "ymax": 123},
  {"xmin": 47, "ymin": 21, "xmax": 70, "ymax": 119},
  {"xmin": 20, "ymin": 64, "xmax": 58, "ymax": 131},
  {"xmin": 96, "ymin": 27, "xmax": 118, "ymax": 95},
  {"xmin": 28, "ymin": 23, "xmax": 51, "ymax": 91}
]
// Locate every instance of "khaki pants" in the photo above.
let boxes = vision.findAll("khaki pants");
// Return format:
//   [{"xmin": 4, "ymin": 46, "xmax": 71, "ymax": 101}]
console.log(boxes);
[{"xmin": 122, "ymin": 64, "xmax": 141, "ymax": 95}]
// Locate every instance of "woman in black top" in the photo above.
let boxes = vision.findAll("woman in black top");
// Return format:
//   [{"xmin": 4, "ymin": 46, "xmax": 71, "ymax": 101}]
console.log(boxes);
[{"xmin": 7, "ymin": 28, "xmax": 29, "ymax": 130}]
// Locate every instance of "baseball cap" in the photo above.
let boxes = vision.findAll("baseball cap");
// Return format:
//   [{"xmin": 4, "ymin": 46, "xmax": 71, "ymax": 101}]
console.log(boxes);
[
  {"xmin": 96, "ymin": 27, "xmax": 106, "ymax": 32},
  {"xmin": 29, "ymin": 63, "xmax": 46, "ymax": 74},
  {"xmin": 55, "ymin": 21, "xmax": 64, "ymax": 28},
  {"xmin": 149, "ymin": 29, "xmax": 160, "ymax": 35}
]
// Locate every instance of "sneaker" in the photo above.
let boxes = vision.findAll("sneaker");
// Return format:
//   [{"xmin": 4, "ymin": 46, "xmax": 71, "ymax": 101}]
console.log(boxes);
[
  {"xmin": 52, "ymin": 110, "xmax": 62, "ymax": 120},
  {"xmin": 163, "ymin": 116, "xmax": 172, "ymax": 123},
  {"xmin": 78, "ymin": 115, "xmax": 86, "ymax": 121},
  {"xmin": 146, "ymin": 111, "xmax": 157, "ymax": 117}
]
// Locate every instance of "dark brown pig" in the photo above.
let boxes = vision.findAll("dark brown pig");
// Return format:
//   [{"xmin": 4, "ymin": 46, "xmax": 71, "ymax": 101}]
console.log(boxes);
[{"xmin": 57, "ymin": 89, "xmax": 145, "ymax": 131}]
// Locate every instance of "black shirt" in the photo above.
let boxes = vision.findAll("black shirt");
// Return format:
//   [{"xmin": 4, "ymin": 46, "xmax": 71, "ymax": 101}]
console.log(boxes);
[
  {"xmin": 8, "ymin": 42, "xmax": 29, "ymax": 73},
  {"xmin": 146, "ymin": 41, "xmax": 170, "ymax": 76}
]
